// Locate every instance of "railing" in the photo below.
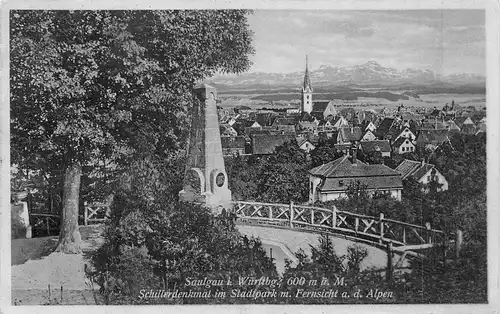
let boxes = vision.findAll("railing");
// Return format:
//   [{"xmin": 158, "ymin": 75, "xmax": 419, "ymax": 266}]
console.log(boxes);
[
  {"xmin": 30, "ymin": 213, "xmax": 60, "ymax": 236},
  {"xmin": 84, "ymin": 203, "xmax": 109, "ymax": 225},
  {"xmin": 233, "ymin": 201, "xmax": 445, "ymax": 249}
]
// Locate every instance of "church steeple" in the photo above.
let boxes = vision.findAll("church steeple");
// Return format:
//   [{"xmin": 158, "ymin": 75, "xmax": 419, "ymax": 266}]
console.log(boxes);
[
  {"xmin": 301, "ymin": 55, "xmax": 313, "ymax": 113},
  {"xmin": 303, "ymin": 55, "xmax": 313, "ymax": 93}
]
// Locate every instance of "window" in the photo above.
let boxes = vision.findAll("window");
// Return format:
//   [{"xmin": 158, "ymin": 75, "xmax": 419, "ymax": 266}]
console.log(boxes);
[
  {"xmin": 307, "ymin": 95, "xmax": 310, "ymax": 100},
  {"xmin": 339, "ymin": 180, "xmax": 344, "ymax": 187}
]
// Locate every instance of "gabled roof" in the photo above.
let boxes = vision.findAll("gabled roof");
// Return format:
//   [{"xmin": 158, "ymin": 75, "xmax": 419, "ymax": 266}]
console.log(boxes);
[
  {"xmin": 310, "ymin": 156, "xmax": 403, "ymax": 191},
  {"xmin": 255, "ymin": 113, "xmax": 275, "ymax": 127},
  {"xmin": 359, "ymin": 140, "xmax": 391, "ymax": 153},
  {"xmin": 395, "ymin": 159, "xmax": 437, "ymax": 181},
  {"xmin": 312, "ymin": 101, "xmax": 331, "ymax": 112},
  {"xmin": 221, "ymin": 136, "xmax": 245, "ymax": 149},
  {"xmin": 272, "ymin": 117, "xmax": 295, "ymax": 126},
  {"xmin": 416, "ymin": 129, "xmax": 449, "ymax": 145},
  {"xmin": 251, "ymin": 134, "xmax": 295, "ymax": 155},
  {"xmin": 309, "ymin": 155, "xmax": 401, "ymax": 178},
  {"xmin": 395, "ymin": 160, "xmax": 421, "ymax": 179},
  {"xmin": 299, "ymin": 111, "xmax": 315, "ymax": 122},
  {"xmin": 298, "ymin": 121, "xmax": 317, "ymax": 129},
  {"xmin": 339, "ymin": 127, "xmax": 362, "ymax": 142},
  {"xmin": 392, "ymin": 137, "xmax": 415, "ymax": 149},
  {"xmin": 296, "ymin": 136, "xmax": 314, "ymax": 147},
  {"xmin": 376, "ymin": 118, "xmax": 395, "ymax": 137}
]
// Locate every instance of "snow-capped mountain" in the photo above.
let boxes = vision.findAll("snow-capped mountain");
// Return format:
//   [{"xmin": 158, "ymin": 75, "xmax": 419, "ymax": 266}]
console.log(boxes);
[{"xmin": 209, "ymin": 61, "xmax": 484, "ymax": 87}]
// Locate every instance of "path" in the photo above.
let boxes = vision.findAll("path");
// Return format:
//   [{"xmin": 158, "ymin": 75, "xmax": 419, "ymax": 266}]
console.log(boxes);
[
  {"xmin": 11, "ymin": 225, "xmax": 104, "ymax": 305},
  {"xmin": 237, "ymin": 224, "xmax": 409, "ymax": 272}
]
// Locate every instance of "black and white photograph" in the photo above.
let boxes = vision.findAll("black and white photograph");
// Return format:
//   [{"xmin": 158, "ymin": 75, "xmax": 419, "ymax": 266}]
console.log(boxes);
[{"xmin": 2, "ymin": 1, "xmax": 499, "ymax": 311}]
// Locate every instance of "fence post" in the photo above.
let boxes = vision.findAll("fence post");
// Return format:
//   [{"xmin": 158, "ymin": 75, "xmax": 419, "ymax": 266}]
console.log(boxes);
[
  {"xmin": 379, "ymin": 213, "xmax": 385, "ymax": 244},
  {"xmin": 289, "ymin": 201, "xmax": 294, "ymax": 228},
  {"xmin": 442, "ymin": 232, "xmax": 447, "ymax": 269},
  {"xmin": 46, "ymin": 217, "xmax": 50, "ymax": 236},
  {"xmin": 332, "ymin": 207, "xmax": 337, "ymax": 229},
  {"xmin": 84, "ymin": 205, "xmax": 88, "ymax": 226},
  {"xmin": 425, "ymin": 222, "xmax": 432, "ymax": 243},
  {"xmin": 455, "ymin": 229, "xmax": 463, "ymax": 261},
  {"xmin": 311, "ymin": 208, "xmax": 314, "ymax": 225},
  {"xmin": 386, "ymin": 241, "xmax": 393, "ymax": 282}
]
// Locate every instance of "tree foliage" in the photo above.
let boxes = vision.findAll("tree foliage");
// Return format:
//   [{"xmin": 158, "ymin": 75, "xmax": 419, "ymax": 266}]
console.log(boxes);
[
  {"xmin": 225, "ymin": 140, "xmax": 310, "ymax": 204},
  {"xmin": 11, "ymin": 10, "xmax": 255, "ymax": 251}
]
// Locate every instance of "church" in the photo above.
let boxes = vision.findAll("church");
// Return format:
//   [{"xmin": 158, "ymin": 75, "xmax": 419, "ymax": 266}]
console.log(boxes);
[{"xmin": 300, "ymin": 56, "xmax": 337, "ymax": 119}]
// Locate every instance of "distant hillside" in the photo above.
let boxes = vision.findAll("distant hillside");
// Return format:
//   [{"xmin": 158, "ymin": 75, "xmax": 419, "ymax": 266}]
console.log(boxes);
[{"xmin": 207, "ymin": 61, "xmax": 485, "ymax": 89}]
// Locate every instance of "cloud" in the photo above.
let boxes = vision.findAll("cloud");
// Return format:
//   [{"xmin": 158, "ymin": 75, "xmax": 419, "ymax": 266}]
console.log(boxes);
[{"xmin": 246, "ymin": 10, "xmax": 485, "ymax": 75}]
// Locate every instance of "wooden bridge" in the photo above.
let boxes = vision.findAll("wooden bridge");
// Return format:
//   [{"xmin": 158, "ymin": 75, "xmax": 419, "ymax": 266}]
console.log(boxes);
[{"xmin": 232, "ymin": 201, "xmax": 453, "ymax": 261}]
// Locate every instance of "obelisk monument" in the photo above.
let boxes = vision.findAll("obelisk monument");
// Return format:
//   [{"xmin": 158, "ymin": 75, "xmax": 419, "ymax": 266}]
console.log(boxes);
[{"xmin": 178, "ymin": 84, "xmax": 232, "ymax": 212}]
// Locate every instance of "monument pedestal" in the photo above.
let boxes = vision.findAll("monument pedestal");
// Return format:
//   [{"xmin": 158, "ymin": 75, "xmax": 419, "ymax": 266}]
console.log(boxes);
[{"xmin": 178, "ymin": 84, "xmax": 232, "ymax": 213}]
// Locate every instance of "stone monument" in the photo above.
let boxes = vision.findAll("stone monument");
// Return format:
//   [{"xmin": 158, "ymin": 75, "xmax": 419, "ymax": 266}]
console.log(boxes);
[{"xmin": 178, "ymin": 84, "xmax": 232, "ymax": 212}]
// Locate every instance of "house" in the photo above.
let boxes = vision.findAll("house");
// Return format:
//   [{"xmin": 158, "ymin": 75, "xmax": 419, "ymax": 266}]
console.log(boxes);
[
  {"xmin": 297, "ymin": 137, "xmax": 316, "ymax": 153},
  {"xmin": 358, "ymin": 140, "xmax": 391, "ymax": 157},
  {"xmin": 255, "ymin": 112, "xmax": 275, "ymax": 127},
  {"xmin": 458, "ymin": 117, "xmax": 476, "ymax": 135},
  {"xmin": 331, "ymin": 116, "xmax": 349, "ymax": 129},
  {"xmin": 251, "ymin": 134, "xmax": 295, "ymax": 155},
  {"xmin": 221, "ymin": 136, "xmax": 246, "ymax": 156},
  {"xmin": 416, "ymin": 129, "xmax": 451, "ymax": 149},
  {"xmin": 360, "ymin": 129, "xmax": 377, "ymax": 141},
  {"xmin": 318, "ymin": 130, "xmax": 338, "ymax": 141},
  {"xmin": 272, "ymin": 117, "xmax": 295, "ymax": 127},
  {"xmin": 299, "ymin": 111, "xmax": 316, "ymax": 123},
  {"xmin": 364, "ymin": 121, "xmax": 377, "ymax": 133},
  {"xmin": 311, "ymin": 101, "xmax": 337, "ymax": 120},
  {"xmin": 395, "ymin": 159, "xmax": 449, "ymax": 191},
  {"xmin": 233, "ymin": 120, "xmax": 261, "ymax": 136},
  {"xmin": 333, "ymin": 143, "xmax": 351, "ymax": 155},
  {"xmin": 318, "ymin": 120, "xmax": 333, "ymax": 131},
  {"xmin": 476, "ymin": 122, "xmax": 486, "ymax": 134},
  {"xmin": 219, "ymin": 124, "xmax": 238, "ymax": 137},
  {"xmin": 393, "ymin": 137, "xmax": 416, "ymax": 154},
  {"xmin": 375, "ymin": 118, "xmax": 396, "ymax": 139},
  {"xmin": 227, "ymin": 114, "xmax": 240, "ymax": 126},
  {"xmin": 262, "ymin": 125, "xmax": 296, "ymax": 135},
  {"xmin": 296, "ymin": 121, "xmax": 318, "ymax": 133},
  {"xmin": 444, "ymin": 120, "xmax": 461, "ymax": 133},
  {"xmin": 308, "ymin": 150, "xmax": 403, "ymax": 203},
  {"xmin": 337, "ymin": 127, "xmax": 363, "ymax": 144},
  {"xmin": 392, "ymin": 127, "xmax": 417, "ymax": 143}
]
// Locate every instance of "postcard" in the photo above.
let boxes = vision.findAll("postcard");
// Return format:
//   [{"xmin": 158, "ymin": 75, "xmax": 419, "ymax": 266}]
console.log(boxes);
[{"xmin": 1, "ymin": 0, "xmax": 499, "ymax": 313}]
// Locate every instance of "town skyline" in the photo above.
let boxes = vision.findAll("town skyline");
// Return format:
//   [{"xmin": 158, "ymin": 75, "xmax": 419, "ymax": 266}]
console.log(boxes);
[{"xmin": 244, "ymin": 10, "xmax": 485, "ymax": 76}]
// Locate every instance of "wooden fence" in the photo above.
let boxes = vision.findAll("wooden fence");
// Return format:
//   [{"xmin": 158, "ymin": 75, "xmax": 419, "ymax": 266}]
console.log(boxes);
[
  {"xmin": 233, "ymin": 201, "xmax": 446, "ymax": 250},
  {"xmin": 83, "ymin": 203, "xmax": 109, "ymax": 226},
  {"xmin": 30, "ymin": 213, "xmax": 60, "ymax": 236}
]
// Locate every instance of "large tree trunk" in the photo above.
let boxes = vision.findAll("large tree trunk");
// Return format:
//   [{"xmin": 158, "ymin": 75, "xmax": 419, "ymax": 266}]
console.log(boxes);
[{"xmin": 55, "ymin": 163, "xmax": 82, "ymax": 253}]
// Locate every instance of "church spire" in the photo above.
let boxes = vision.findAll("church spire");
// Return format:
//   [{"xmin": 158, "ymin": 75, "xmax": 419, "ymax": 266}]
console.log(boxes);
[{"xmin": 303, "ymin": 55, "xmax": 312, "ymax": 92}]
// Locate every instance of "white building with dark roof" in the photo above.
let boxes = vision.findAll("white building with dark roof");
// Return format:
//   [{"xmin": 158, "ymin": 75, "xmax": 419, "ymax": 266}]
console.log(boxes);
[
  {"xmin": 395, "ymin": 159, "xmax": 448, "ymax": 192},
  {"xmin": 308, "ymin": 149, "xmax": 403, "ymax": 203}
]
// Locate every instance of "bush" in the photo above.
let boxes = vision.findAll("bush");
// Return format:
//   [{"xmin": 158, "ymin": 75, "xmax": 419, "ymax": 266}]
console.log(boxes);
[{"xmin": 86, "ymin": 163, "xmax": 277, "ymax": 304}]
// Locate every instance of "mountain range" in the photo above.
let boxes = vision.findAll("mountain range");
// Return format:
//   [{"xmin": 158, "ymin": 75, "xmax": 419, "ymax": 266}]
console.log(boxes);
[{"xmin": 208, "ymin": 61, "xmax": 485, "ymax": 88}]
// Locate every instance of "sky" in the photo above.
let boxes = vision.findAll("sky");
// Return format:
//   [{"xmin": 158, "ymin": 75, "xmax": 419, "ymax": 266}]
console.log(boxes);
[{"xmin": 246, "ymin": 10, "xmax": 485, "ymax": 76}]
